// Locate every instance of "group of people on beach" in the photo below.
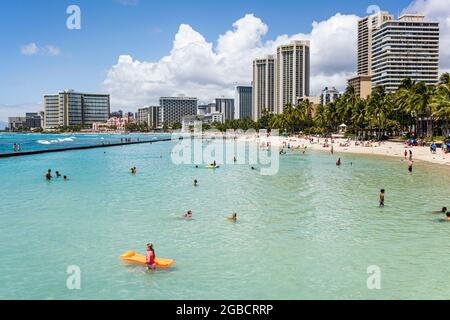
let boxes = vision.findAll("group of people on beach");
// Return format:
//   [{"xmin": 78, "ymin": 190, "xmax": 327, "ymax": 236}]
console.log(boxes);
[{"xmin": 45, "ymin": 169, "xmax": 68, "ymax": 181}]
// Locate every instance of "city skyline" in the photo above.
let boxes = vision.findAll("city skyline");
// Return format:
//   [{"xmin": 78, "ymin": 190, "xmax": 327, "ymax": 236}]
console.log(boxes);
[{"xmin": 1, "ymin": 0, "xmax": 449, "ymax": 122}]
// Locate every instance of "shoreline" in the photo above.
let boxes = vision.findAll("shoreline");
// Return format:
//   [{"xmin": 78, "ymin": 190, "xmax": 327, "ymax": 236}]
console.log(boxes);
[
  {"xmin": 2, "ymin": 132, "xmax": 450, "ymax": 167},
  {"xmin": 239, "ymin": 135, "xmax": 450, "ymax": 168}
]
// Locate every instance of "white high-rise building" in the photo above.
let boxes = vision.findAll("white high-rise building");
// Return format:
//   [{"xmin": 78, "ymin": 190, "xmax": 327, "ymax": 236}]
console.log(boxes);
[
  {"xmin": 275, "ymin": 41, "xmax": 310, "ymax": 114},
  {"xmin": 371, "ymin": 14, "xmax": 440, "ymax": 91},
  {"xmin": 44, "ymin": 90, "xmax": 110, "ymax": 129},
  {"xmin": 252, "ymin": 55, "xmax": 275, "ymax": 121},
  {"xmin": 137, "ymin": 106, "xmax": 162, "ymax": 129},
  {"xmin": 357, "ymin": 11, "xmax": 394, "ymax": 76}
]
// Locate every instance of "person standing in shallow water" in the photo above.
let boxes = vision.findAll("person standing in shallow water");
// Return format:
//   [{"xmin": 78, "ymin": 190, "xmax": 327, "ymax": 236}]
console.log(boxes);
[
  {"xmin": 45, "ymin": 169, "xmax": 52, "ymax": 181},
  {"xmin": 146, "ymin": 243, "xmax": 156, "ymax": 271},
  {"xmin": 379, "ymin": 189, "xmax": 385, "ymax": 207},
  {"xmin": 408, "ymin": 160, "xmax": 413, "ymax": 173}
]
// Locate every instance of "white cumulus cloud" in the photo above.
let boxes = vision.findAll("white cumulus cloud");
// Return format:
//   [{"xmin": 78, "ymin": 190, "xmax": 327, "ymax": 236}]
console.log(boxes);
[
  {"xmin": 21, "ymin": 43, "xmax": 39, "ymax": 56},
  {"xmin": 104, "ymin": 13, "xmax": 360, "ymax": 109},
  {"xmin": 21, "ymin": 43, "xmax": 61, "ymax": 56}
]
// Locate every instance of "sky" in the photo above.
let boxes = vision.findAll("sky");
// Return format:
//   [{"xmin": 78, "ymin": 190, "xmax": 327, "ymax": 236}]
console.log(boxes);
[{"xmin": 0, "ymin": 0, "xmax": 449, "ymax": 122}]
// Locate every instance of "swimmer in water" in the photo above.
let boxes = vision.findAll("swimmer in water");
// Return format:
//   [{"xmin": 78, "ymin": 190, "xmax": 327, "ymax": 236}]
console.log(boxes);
[
  {"xmin": 194, "ymin": 180, "xmax": 198, "ymax": 187},
  {"xmin": 228, "ymin": 212, "xmax": 237, "ymax": 222},
  {"xmin": 442, "ymin": 212, "xmax": 450, "ymax": 222},
  {"xmin": 433, "ymin": 207, "xmax": 448, "ymax": 214},
  {"xmin": 45, "ymin": 169, "xmax": 52, "ymax": 181},
  {"xmin": 379, "ymin": 189, "xmax": 385, "ymax": 207},
  {"xmin": 56, "ymin": 171, "xmax": 62, "ymax": 178},
  {"xmin": 64, "ymin": 176, "xmax": 68, "ymax": 181},
  {"xmin": 131, "ymin": 167, "xmax": 137, "ymax": 174},
  {"xmin": 336, "ymin": 158, "xmax": 341, "ymax": 167},
  {"xmin": 180, "ymin": 210, "xmax": 193, "ymax": 218}
]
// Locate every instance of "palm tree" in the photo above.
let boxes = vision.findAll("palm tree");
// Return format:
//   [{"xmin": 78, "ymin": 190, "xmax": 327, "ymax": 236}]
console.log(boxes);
[
  {"xmin": 366, "ymin": 86, "xmax": 389, "ymax": 139},
  {"xmin": 338, "ymin": 85, "xmax": 359, "ymax": 126},
  {"xmin": 440, "ymin": 72, "xmax": 450, "ymax": 85},
  {"xmin": 410, "ymin": 82, "xmax": 436, "ymax": 137},
  {"xmin": 431, "ymin": 80, "xmax": 450, "ymax": 137},
  {"xmin": 350, "ymin": 99, "xmax": 367, "ymax": 133}
]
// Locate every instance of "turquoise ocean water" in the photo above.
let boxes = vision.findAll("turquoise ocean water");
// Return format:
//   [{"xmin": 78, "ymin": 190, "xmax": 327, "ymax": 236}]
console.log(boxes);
[
  {"xmin": 1, "ymin": 134, "xmax": 450, "ymax": 300},
  {"xmin": 0, "ymin": 133, "xmax": 167, "ymax": 154}
]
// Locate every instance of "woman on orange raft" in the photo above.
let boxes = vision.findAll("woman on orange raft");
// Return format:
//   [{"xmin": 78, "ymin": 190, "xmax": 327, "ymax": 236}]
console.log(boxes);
[{"xmin": 146, "ymin": 243, "xmax": 156, "ymax": 270}]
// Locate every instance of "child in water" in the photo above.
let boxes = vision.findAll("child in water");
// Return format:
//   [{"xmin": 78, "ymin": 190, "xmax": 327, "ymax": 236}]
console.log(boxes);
[
  {"xmin": 180, "ymin": 210, "xmax": 193, "ymax": 218},
  {"xmin": 379, "ymin": 189, "xmax": 385, "ymax": 207},
  {"xmin": 146, "ymin": 243, "xmax": 156, "ymax": 270},
  {"xmin": 442, "ymin": 212, "xmax": 450, "ymax": 222}
]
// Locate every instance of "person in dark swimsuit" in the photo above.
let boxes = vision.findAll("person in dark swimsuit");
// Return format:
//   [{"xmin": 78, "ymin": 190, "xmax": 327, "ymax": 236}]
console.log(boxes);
[{"xmin": 379, "ymin": 189, "xmax": 385, "ymax": 207}]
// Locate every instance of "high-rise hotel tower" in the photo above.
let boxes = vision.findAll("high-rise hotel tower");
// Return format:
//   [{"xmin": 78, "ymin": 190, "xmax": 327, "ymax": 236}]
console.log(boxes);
[
  {"xmin": 252, "ymin": 55, "xmax": 275, "ymax": 122},
  {"xmin": 349, "ymin": 11, "xmax": 393, "ymax": 98},
  {"xmin": 371, "ymin": 14, "xmax": 440, "ymax": 91},
  {"xmin": 275, "ymin": 41, "xmax": 310, "ymax": 114},
  {"xmin": 349, "ymin": 11, "xmax": 439, "ymax": 95},
  {"xmin": 357, "ymin": 11, "xmax": 393, "ymax": 77}
]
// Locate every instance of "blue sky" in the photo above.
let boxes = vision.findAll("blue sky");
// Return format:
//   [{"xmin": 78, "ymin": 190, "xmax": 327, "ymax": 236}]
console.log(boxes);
[{"xmin": 0, "ymin": 0, "xmax": 421, "ymax": 119}]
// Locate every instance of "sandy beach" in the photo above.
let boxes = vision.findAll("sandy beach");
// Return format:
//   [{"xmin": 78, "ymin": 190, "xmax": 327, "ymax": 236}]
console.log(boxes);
[{"xmin": 238, "ymin": 134, "xmax": 450, "ymax": 167}]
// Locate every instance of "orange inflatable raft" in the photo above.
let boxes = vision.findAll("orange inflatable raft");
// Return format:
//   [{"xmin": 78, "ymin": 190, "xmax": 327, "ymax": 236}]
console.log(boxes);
[{"xmin": 120, "ymin": 251, "xmax": 175, "ymax": 268}]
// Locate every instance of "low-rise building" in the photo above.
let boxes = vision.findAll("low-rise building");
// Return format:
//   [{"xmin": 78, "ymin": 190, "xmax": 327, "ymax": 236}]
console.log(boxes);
[
  {"xmin": 347, "ymin": 75, "xmax": 372, "ymax": 99},
  {"xmin": 137, "ymin": 106, "xmax": 161, "ymax": 129},
  {"xmin": 320, "ymin": 87, "xmax": 341, "ymax": 105},
  {"xmin": 8, "ymin": 117, "xmax": 27, "ymax": 130},
  {"xmin": 92, "ymin": 117, "xmax": 130, "ymax": 132}
]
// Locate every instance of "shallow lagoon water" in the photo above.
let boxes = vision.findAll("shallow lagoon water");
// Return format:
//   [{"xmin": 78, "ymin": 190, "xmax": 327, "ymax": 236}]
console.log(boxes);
[
  {"xmin": 1, "ymin": 136, "xmax": 450, "ymax": 300},
  {"xmin": 0, "ymin": 133, "xmax": 167, "ymax": 154}
]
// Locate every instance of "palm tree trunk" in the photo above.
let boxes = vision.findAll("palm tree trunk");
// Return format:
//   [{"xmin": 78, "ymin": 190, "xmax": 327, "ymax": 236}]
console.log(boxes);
[
  {"xmin": 428, "ymin": 117, "xmax": 433, "ymax": 137},
  {"xmin": 445, "ymin": 117, "xmax": 449, "ymax": 137}
]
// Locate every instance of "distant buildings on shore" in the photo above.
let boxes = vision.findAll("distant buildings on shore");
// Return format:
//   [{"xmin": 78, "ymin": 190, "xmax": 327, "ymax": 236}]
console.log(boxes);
[
  {"xmin": 160, "ymin": 96, "xmax": 197, "ymax": 127},
  {"xmin": 252, "ymin": 41, "xmax": 311, "ymax": 121},
  {"xmin": 320, "ymin": 87, "xmax": 341, "ymax": 106},
  {"xmin": 137, "ymin": 106, "xmax": 161, "ymax": 129},
  {"xmin": 44, "ymin": 90, "xmax": 110, "ymax": 129},
  {"xmin": 4, "ymin": 9, "xmax": 441, "ymax": 131},
  {"xmin": 7, "ymin": 112, "xmax": 44, "ymax": 131},
  {"xmin": 252, "ymin": 55, "xmax": 275, "ymax": 121},
  {"xmin": 235, "ymin": 86, "xmax": 252, "ymax": 120},
  {"xmin": 348, "ymin": 11, "xmax": 440, "ymax": 96}
]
